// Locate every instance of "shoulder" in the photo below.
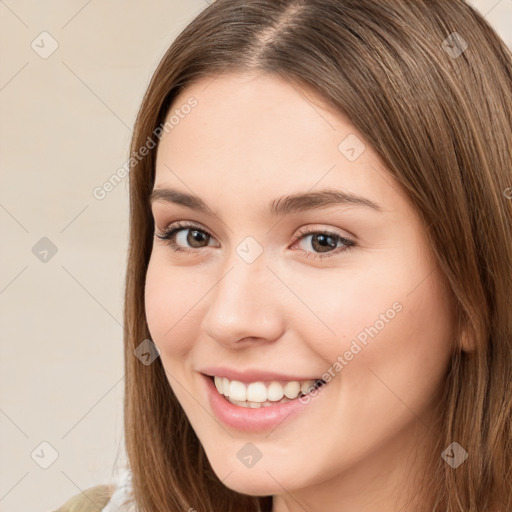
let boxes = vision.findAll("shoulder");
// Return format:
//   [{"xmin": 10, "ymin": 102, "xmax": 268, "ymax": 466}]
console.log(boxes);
[
  {"xmin": 52, "ymin": 483, "xmax": 115, "ymax": 512},
  {"xmin": 53, "ymin": 468, "xmax": 134, "ymax": 512}
]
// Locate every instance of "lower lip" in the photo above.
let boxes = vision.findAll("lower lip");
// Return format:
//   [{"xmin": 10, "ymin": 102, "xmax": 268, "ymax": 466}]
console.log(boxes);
[{"xmin": 202, "ymin": 374, "xmax": 325, "ymax": 432}]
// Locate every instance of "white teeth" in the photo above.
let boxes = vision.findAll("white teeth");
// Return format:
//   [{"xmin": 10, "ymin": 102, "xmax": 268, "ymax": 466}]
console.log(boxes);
[
  {"xmin": 267, "ymin": 381, "xmax": 284, "ymax": 401},
  {"xmin": 213, "ymin": 376, "xmax": 323, "ymax": 405},
  {"xmin": 227, "ymin": 397, "xmax": 293, "ymax": 408},
  {"xmin": 247, "ymin": 382, "xmax": 267, "ymax": 402},
  {"xmin": 301, "ymin": 380, "xmax": 315, "ymax": 395},
  {"xmin": 214, "ymin": 376, "xmax": 223, "ymax": 395},
  {"xmin": 283, "ymin": 381, "xmax": 301, "ymax": 399},
  {"xmin": 222, "ymin": 377, "xmax": 229, "ymax": 395},
  {"xmin": 228, "ymin": 380, "xmax": 247, "ymax": 401},
  {"xmin": 228, "ymin": 398, "xmax": 248, "ymax": 407}
]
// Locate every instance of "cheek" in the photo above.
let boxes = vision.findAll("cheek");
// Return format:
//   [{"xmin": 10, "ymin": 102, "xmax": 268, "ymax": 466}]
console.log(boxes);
[
  {"xmin": 287, "ymin": 256, "xmax": 412, "ymax": 362},
  {"xmin": 144, "ymin": 252, "xmax": 203, "ymax": 360},
  {"xmin": 144, "ymin": 256, "xmax": 170, "ymax": 342},
  {"xmin": 300, "ymin": 244, "xmax": 455, "ymax": 402},
  {"xmin": 332, "ymin": 266, "xmax": 455, "ymax": 427}
]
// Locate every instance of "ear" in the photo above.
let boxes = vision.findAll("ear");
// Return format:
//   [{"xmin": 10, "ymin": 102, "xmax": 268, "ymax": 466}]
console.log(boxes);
[{"xmin": 458, "ymin": 322, "xmax": 476, "ymax": 353}]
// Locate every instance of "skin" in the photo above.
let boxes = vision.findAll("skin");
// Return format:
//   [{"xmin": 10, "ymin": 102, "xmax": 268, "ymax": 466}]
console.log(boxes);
[{"xmin": 145, "ymin": 72, "xmax": 460, "ymax": 512}]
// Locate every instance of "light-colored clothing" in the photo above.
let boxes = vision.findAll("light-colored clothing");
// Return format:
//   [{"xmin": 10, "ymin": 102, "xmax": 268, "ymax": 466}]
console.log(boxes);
[
  {"xmin": 53, "ymin": 467, "xmax": 134, "ymax": 512},
  {"xmin": 101, "ymin": 468, "xmax": 135, "ymax": 511}
]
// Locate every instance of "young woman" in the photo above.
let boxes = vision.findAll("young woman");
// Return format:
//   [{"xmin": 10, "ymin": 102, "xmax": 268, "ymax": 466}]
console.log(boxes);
[{"xmin": 55, "ymin": 1, "xmax": 512, "ymax": 511}]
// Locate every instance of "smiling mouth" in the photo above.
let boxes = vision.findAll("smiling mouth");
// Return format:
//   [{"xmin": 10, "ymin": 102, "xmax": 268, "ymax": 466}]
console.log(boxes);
[{"xmin": 208, "ymin": 375, "xmax": 327, "ymax": 408}]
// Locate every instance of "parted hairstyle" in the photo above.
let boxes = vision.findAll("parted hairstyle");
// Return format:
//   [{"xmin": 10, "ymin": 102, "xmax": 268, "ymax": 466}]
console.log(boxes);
[{"xmin": 122, "ymin": 1, "xmax": 512, "ymax": 511}]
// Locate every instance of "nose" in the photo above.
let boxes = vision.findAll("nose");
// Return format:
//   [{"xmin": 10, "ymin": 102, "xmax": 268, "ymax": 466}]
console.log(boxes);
[{"xmin": 200, "ymin": 253, "xmax": 285, "ymax": 347}]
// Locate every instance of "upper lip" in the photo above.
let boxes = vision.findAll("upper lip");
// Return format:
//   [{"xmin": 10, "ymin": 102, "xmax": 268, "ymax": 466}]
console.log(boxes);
[{"xmin": 200, "ymin": 366, "xmax": 323, "ymax": 383}]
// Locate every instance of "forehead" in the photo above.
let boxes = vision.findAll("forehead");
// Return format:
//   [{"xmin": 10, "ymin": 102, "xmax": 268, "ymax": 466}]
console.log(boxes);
[
  {"xmin": 154, "ymin": 72, "xmax": 403, "ymax": 212},
  {"xmin": 163, "ymin": 72, "xmax": 347, "ymax": 153}
]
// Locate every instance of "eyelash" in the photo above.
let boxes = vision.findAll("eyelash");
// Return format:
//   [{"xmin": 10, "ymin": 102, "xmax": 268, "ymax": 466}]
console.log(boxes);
[{"xmin": 154, "ymin": 221, "xmax": 355, "ymax": 260}]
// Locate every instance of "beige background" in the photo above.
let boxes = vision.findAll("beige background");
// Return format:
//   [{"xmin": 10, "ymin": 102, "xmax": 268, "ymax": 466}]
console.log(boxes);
[{"xmin": 0, "ymin": 1, "xmax": 510, "ymax": 511}]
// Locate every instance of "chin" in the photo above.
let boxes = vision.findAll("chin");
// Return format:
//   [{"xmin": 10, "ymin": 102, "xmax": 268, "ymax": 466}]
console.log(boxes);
[{"xmin": 219, "ymin": 471, "xmax": 280, "ymax": 497}]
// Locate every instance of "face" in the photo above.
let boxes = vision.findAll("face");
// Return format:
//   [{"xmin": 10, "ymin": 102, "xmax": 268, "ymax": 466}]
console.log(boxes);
[{"xmin": 145, "ymin": 72, "xmax": 457, "ymax": 505}]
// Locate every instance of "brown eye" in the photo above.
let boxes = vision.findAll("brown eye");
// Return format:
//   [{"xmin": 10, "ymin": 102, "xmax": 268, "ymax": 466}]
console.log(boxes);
[
  {"xmin": 292, "ymin": 228, "xmax": 355, "ymax": 260},
  {"xmin": 309, "ymin": 233, "xmax": 339, "ymax": 253},
  {"xmin": 184, "ymin": 229, "xmax": 210, "ymax": 248},
  {"xmin": 155, "ymin": 221, "xmax": 217, "ymax": 253}
]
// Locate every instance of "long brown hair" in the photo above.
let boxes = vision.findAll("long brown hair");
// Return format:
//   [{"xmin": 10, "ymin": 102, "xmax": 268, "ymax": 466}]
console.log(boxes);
[{"xmin": 122, "ymin": 1, "xmax": 512, "ymax": 510}]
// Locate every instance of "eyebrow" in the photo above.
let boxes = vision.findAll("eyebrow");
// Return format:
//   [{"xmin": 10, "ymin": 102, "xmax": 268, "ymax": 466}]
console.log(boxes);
[{"xmin": 149, "ymin": 187, "xmax": 382, "ymax": 216}]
